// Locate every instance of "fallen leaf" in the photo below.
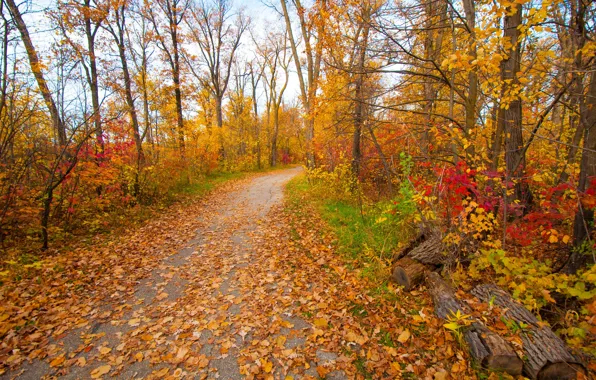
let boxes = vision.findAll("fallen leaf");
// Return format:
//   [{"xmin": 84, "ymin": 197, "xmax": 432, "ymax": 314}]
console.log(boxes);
[
  {"xmin": 176, "ymin": 346, "xmax": 189, "ymax": 361},
  {"xmin": 90, "ymin": 365, "xmax": 111, "ymax": 379},
  {"xmin": 49, "ymin": 355, "xmax": 65, "ymax": 368},
  {"xmin": 276, "ymin": 335, "xmax": 286, "ymax": 347},
  {"xmin": 263, "ymin": 360, "xmax": 273, "ymax": 373},
  {"xmin": 316, "ymin": 366, "xmax": 330, "ymax": 377},
  {"xmin": 397, "ymin": 329, "xmax": 411, "ymax": 344},
  {"xmin": 345, "ymin": 330, "xmax": 367, "ymax": 345},
  {"xmin": 152, "ymin": 367, "xmax": 169, "ymax": 377},
  {"xmin": 314, "ymin": 318, "xmax": 328, "ymax": 328}
]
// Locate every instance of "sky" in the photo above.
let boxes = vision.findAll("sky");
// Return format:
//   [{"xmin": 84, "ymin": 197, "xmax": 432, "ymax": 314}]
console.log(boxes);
[{"xmin": 19, "ymin": 0, "xmax": 302, "ymax": 113}]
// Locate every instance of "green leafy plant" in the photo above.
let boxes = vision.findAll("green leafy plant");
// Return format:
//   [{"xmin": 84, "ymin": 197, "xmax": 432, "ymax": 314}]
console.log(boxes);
[{"xmin": 444, "ymin": 310, "xmax": 473, "ymax": 346}]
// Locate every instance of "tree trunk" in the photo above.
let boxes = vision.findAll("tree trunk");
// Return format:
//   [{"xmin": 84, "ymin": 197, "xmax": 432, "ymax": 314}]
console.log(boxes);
[
  {"xmin": 365, "ymin": 122, "xmax": 393, "ymax": 194},
  {"xmin": 428, "ymin": 273, "xmax": 523, "ymax": 375},
  {"xmin": 566, "ymin": 68, "xmax": 596, "ymax": 273},
  {"xmin": 351, "ymin": 6, "xmax": 370, "ymax": 177},
  {"xmin": 421, "ymin": 0, "xmax": 447, "ymax": 156},
  {"xmin": 558, "ymin": 0, "xmax": 588, "ymax": 185},
  {"xmin": 85, "ymin": 0, "xmax": 103, "ymax": 152},
  {"xmin": 462, "ymin": 0, "xmax": 477, "ymax": 141},
  {"xmin": 173, "ymin": 69, "xmax": 185, "ymax": 156},
  {"xmin": 501, "ymin": 2, "xmax": 531, "ymax": 209},
  {"xmin": 113, "ymin": 7, "xmax": 144, "ymax": 195},
  {"xmin": 170, "ymin": 17, "xmax": 185, "ymax": 157},
  {"xmin": 279, "ymin": 0, "xmax": 321, "ymax": 170},
  {"xmin": 472, "ymin": 284, "xmax": 586, "ymax": 379},
  {"xmin": 270, "ymin": 105, "xmax": 279, "ymax": 167},
  {"xmin": 5, "ymin": 0, "xmax": 66, "ymax": 145}
]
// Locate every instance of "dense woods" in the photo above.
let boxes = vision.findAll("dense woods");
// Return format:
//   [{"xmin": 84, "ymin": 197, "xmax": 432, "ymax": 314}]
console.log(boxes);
[{"xmin": 1, "ymin": 0, "xmax": 596, "ymax": 375}]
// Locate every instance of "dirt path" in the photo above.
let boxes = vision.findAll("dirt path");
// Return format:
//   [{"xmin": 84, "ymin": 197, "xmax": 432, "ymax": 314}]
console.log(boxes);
[
  {"xmin": 3, "ymin": 167, "xmax": 458, "ymax": 379},
  {"xmin": 5, "ymin": 168, "xmax": 341, "ymax": 379}
]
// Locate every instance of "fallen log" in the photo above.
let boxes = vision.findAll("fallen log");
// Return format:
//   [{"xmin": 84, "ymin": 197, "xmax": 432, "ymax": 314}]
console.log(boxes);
[
  {"xmin": 408, "ymin": 232, "xmax": 450, "ymax": 265},
  {"xmin": 391, "ymin": 231, "xmax": 451, "ymax": 289},
  {"xmin": 427, "ymin": 272, "xmax": 523, "ymax": 375},
  {"xmin": 472, "ymin": 284, "xmax": 587, "ymax": 380},
  {"xmin": 391, "ymin": 257, "xmax": 429, "ymax": 291}
]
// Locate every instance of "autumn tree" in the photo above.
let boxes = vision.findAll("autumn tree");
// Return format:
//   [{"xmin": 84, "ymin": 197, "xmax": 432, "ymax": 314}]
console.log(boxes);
[
  {"xmin": 146, "ymin": 0, "xmax": 189, "ymax": 156},
  {"xmin": 185, "ymin": 0, "xmax": 248, "ymax": 161},
  {"xmin": 257, "ymin": 30, "xmax": 291, "ymax": 167},
  {"xmin": 280, "ymin": 0, "xmax": 325, "ymax": 168},
  {"xmin": 54, "ymin": 0, "xmax": 107, "ymax": 151},
  {"xmin": 4, "ymin": 0, "xmax": 66, "ymax": 145},
  {"xmin": 248, "ymin": 58, "xmax": 263, "ymax": 168},
  {"xmin": 104, "ymin": 0, "xmax": 145, "ymax": 194}
]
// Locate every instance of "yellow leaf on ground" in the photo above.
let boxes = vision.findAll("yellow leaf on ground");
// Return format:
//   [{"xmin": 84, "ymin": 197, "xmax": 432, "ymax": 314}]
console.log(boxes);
[
  {"xmin": 176, "ymin": 346, "xmax": 189, "ymax": 360},
  {"xmin": 90, "ymin": 365, "xmax": 111, "ymax": 379},
  {"xmin": 49, "ymin": 355, "xmax": 65, "ymax": 367},
  {"xmin": 397, "ymin": 329, "xmax": 411, "ymax": 344},
  {"xmin": 99, "ymin": 346, "xmax": 111, "ymax": 355},
  {"xmin": 345, "ymin": 331, "xmax": 367, "ymax": 345},
  {"xmin": 263, "ymin": 360, "xmax": 273, "ymax": 373},
  {"xmin": 152, "ymin": 367, "xmax": 169, "ymax": 377},
  {"xmin": 276, "ymin": 335, "xmax": 286, "ymax": 347},
  {"xmin": 280, "ymin": 321, "xmax": 294, "ymax": 328},
  {"xmin": 314, "ymin": 318, "xmax": 328, "ymax": 328},
  {"xmin": 135, "ymin": 352, "xmax": 143, "ymax": 362}
]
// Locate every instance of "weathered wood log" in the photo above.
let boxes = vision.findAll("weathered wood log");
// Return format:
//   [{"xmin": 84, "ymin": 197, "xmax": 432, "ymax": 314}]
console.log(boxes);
[
  {"xmin": 472, "ymin": 284, "xmax": 587, "ymax": 380},
  {"xmin": 393, "ymin": 230, "xmax": 427, "ymax": 261},
  {"xmin": 408, "ymin": 232, "xmax": 451, "ymax": 265},
  {"xmin": 391, "ymin": 257, "xmax": 429, "ymax": 290},
  {"xmin": 391, "ymin": 230, "xmax": 452, "ymax": 290},
  {"xmin": 427, "ymin": 272, "xmax": 523, "ymax": 375}
]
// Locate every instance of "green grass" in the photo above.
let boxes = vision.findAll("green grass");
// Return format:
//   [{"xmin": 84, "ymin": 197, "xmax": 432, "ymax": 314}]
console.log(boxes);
[
  {"xmin": 286, "ymin": 174, "xmax": 405, "ymax": 282},
  {"xmin": 321, "ymin": 200, "xmax": 368, "ymax": 259},
  {"xmin": 176, "ymin": 171, "xmax": 246, "ymax": 196},
  {"xmin": 174, "ymin": 164, "xmax": 298, "ymax": 198}
]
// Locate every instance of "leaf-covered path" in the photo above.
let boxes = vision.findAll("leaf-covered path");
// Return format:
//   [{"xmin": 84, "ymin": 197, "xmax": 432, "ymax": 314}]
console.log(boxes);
[{"xmin": 2, "ymin": 168, "xmax": 462, "ymax": 379}]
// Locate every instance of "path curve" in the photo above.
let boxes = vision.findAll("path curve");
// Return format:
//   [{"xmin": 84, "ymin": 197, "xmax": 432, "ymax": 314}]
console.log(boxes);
[{"xmin": 8, "ymin": 167, "xmax": 349, "ymax": 379}]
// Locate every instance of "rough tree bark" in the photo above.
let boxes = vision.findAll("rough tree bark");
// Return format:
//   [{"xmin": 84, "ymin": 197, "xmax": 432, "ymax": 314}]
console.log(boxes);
[
  {"xmin": 351, "ymin": 4, "xmax": 371, "ymax": 177},
  {"xmin": 391, "ymin": 230, "xmax": 449, "ymax": 289},
  {"xmin": 472, "ymin": 284, "xmax": 586, "ymax": 379},
  {"xmin": 500, "ymin": 2, "xmax": 532, "ymax": 209},
  {"xmin": 427, "ymin": 273, "xmax": 523, "ymax": 375},
  {"xmin": 566, "ymin": 68, "xmax": 596, "ymax": 273}
]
